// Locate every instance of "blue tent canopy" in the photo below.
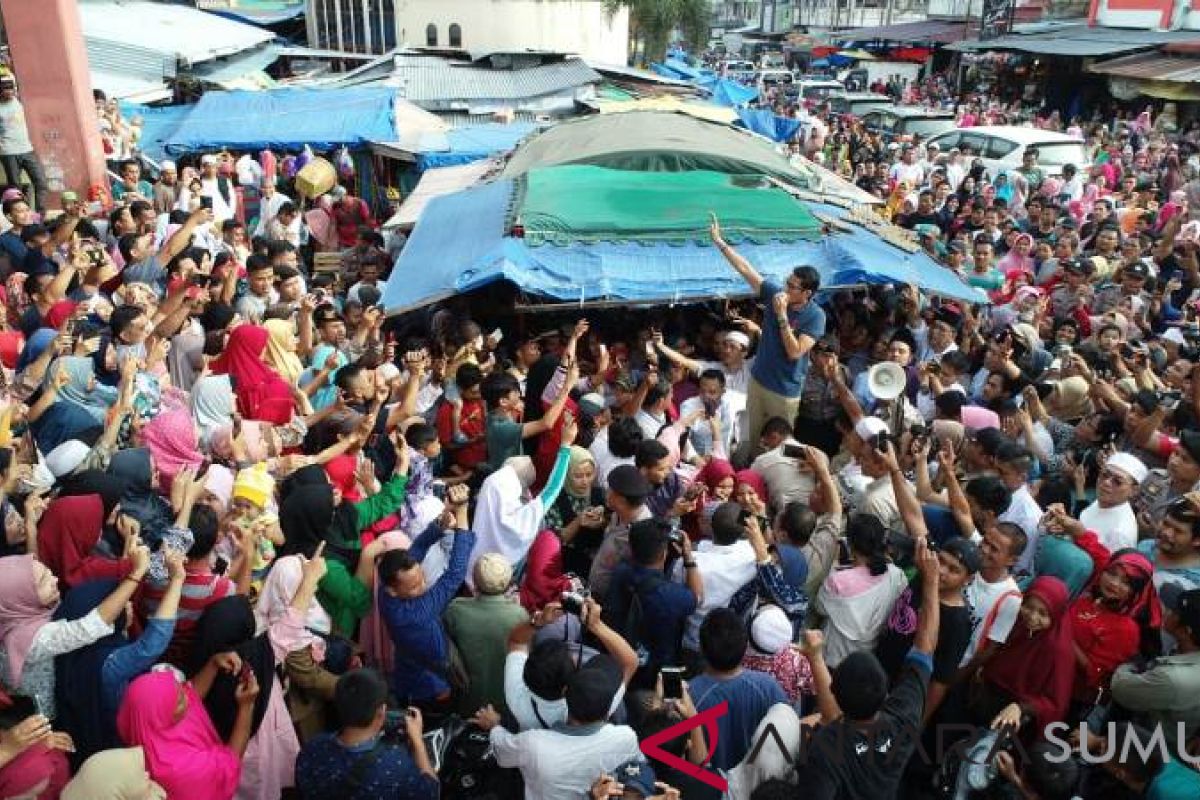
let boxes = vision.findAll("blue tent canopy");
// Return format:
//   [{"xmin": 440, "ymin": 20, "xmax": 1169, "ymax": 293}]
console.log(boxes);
[
  {"xmin": 710, "ymin": 79, "xmax": 759, "ymax": 108},
  {"xmin": 163, "ymin": 86, "xmax": 398, "ymax": 153},
  {"xmin": 416, "ymin": 123, "xmax": 537, "ymax": 170},
  {"xmin": 121, "ymin": 103, "xmax": 194, "ymax": 162},
  {"xmin": 736, "ymin": 109, "xmax": 802, "ymax": 143},
  {"xmin": 381, "ymin": 178, "xmax": 985, "ymax": 314}
]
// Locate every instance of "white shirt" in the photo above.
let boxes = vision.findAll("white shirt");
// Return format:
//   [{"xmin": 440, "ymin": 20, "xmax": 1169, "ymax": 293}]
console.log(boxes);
[
  {"xmin": 676, "ymin": 539, "xmax": 757, "ymax": 650},
  {"xmin": 752, "ymin": 441, "xmax": 816, "ymax": 513},
  {"xmin": 634, "ymin": 408, "xmax": 667, "ymax": 442},
  {"xmin": 696, "ymin": 357, "xmax": 754, "ymax": 396},
  {"xmin": 589, "ymin": 428, "xmax": 634, "ymax": 491},
  {"xmin": 491, "ymin": 722, "xmax": 641, "ymax": 800},
  {"xmin": 889, "ymin": 161, "xmax": 924, "ymax": 186},
  {"xmin": 678, "ymin": 393, "xmax": 739, "ymax": 457},
  {"xmin": 0, "ymin": 98, "xmax": 33, "ymax": 154},
  {"xmin": 960, "ymin": 573, "xmax": 1022, "ymax": 666},
  {"xmin": 860, "ymin": 475, "xmax": 902, "ymax": 535},
  {"xmin": 1080, "ymin": 500, "xmax": 1139, "ymax": 552},
  {"xmin": 199, "ymin": 176, "xmax": 238, "ymax": 223},
  {"xmin": 999, "ymin": 484, "xmax": 1043, "ymax": 576}
]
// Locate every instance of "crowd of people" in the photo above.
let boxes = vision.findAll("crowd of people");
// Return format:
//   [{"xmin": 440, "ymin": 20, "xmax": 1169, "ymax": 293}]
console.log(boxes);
[{"xmin": 0, "ymin": 57, "xmax": 1198, "ymax": 800}]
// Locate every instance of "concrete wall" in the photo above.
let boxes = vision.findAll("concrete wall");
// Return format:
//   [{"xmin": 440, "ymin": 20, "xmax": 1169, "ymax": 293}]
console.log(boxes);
[
  {"xmin": 1090, "ymin": 0, "xmax": 1200, "ymax": 29},
  {"xmin": 309, "ymin": 0, "xmax": 629, "ymax": 63}
]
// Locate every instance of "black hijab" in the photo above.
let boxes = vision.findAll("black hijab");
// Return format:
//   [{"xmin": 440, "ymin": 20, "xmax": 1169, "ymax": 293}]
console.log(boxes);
[
  {"xmin": 56, "ymin": 469, "xmax": 126, "ymax": 519},
  {"xmin": 186, "ymin": 595, "xmax": 274, "ymax": 739},
  {"xmin": 53, "ymin": 580, "xmax": 129, "ymax": 766}
]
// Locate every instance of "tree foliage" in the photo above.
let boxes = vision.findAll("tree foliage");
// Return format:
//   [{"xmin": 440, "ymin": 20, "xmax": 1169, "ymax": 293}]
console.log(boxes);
[{"xmin": 603, "ymin": 0, "xmax": 711, "ymax": 65}]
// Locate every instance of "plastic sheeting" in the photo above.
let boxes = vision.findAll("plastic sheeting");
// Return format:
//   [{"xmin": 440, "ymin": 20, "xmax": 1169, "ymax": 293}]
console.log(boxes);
[
  {"xmin": 736, "ymin": 109, "xmax": 803, "ymax": 143},
  {"xmin": 163, "ymin": 87, "xmax": 398, "ymax": 154},
  {"xmin": 121, "ymin": 103, "xmax": 194, "ymax": 162},
  {"xmin": 415, "ymin": 123, "xmax": 538, "ymax": 170},
  {"xmin": 382, "ymin": 177, "xmax": 985, "ymax": 314},
  {"xmin": 710, "ymin": 79, "xmax": 759, "ymax": 108},
  {"xmin": 519, "ymin": 167, "xmax": 821, "ymax": 247}
]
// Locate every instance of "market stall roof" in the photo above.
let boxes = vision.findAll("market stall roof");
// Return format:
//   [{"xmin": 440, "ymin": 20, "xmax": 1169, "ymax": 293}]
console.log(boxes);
[
  {"xmin": 834, "ymin": 19, "xmax": 975, "ymax": 44},
  {"xmin": 374, "ymin": 54, "xmax": 602, "ymax": 103},
  {"xmin": 80, "ymin": 1, "xmax": 274, "ymax": 67},
  {"xmin": 380, "ymin": 176, "xmax": 983, "ymax": 314},
  {"xmin": 501, "ymin": 111, "xmax": 878, "ymax": 205},
  {"xmin": 592, "ymin": 97, "xmax": 738, "ymax": 125},
  {"xmin": 200, "ymin": 0, "xmax": 305, "ymax": 25},
  {"xmin": 188, "ymin": 44, "xmax": 288, "ymax": 89},
  {"xmin": 947, "ymin": 22, "xmax": 1200, "ymax": 56},
  {"xmin": 163, "ymin": 86, "xmax": 400, "ymax": 153},
  {"xmin": 1089, "ymin": 51, "xmax": 1200, "ymax": 82},
  {"xmin": 384, "ymin": 159, "xmax": 498, "ymax": 229},
  {"xmin": 412, "ymin": 123, "xmax": 540, "ymax": 169}
]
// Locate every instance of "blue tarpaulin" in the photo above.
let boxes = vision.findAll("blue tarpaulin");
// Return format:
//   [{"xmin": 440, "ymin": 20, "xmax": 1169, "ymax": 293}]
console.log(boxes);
[
  {"xmin": 710, "ymin": 79, "xmax": 759, "ymax": 107},
  {"xmin": 416, "ymin": 123, "xmax": 538, "ymax": 170},
  {"xmin": 736, "ymin": 109, "xmax": 803, "ymax": 143},
  {"xmin": 120, "ymin": 103, "xmax": 194, "ymax": 162},
  {"xmin": 382, "ymin": 177, "xmax": 985, "ymax": 314},
  {"xmin": 163, "ymin": 86, "xmax": 398, "ymax": 153}
]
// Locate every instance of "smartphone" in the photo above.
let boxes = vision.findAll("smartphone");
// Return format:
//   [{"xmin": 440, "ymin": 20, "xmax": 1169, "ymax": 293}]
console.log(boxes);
[
  {"xmin": 661, "ymin": 667, "xmax": 685, "ymax": 700},
  {"xmin": 683, "ymin": 483, "xmax": 703, "ymax": 501},
  {"xmin": 199, "ymin": 195, "xmax": 213, "ymax": 210},
  {"xmin": 431, "ymin": 481, "xmax": 447, "ymax": 501},
  {"xmin": 874, "ymin": 432, "xmax": 890, "ymax": 453},
  {"xmin": 490, "ymin": 327, "xmax": 503, "ymax": 344},
  {"xmin": 782, "ymin": 443, "xmax": 806, "ymax": 460},
  {"xmin": 238, "ymin": 662, "xmax": 252, "ymax": 682},
  {"xmin": 738, "ymin": 508, "xmax": 752, "ymax": 527}
]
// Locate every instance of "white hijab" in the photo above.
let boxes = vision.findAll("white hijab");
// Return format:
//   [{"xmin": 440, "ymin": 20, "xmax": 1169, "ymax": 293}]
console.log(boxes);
[
  {"xmin": 725, "ymin": 704, "xmax": 802, "ymax": 799},
  {"xmin": 467, "ymin": 456, "xmax": 544, "ymax": 588},
  {"xmin": 253, "ymin": 554, "xmax": 332, "ymax": 637}
]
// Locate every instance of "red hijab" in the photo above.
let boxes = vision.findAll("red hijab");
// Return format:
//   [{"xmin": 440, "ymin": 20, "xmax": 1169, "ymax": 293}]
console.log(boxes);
[
  {"xmin": 43, "ymin": 300, "xmax": 77, "ymax": 331},
  {"xmin": 1085, "ymin": 549, "xmax": 1160, "ymax": 628},
  {"xmin": 36, "ymin": 494, "xmax": 106, "ymax": 590},
  {"xmin": 209, "ymin": 325, "xmax": 294, "ymax": 424},
  {"xmin": 520, "ymin": 529, "xmax": 571, "ymax": 613},
  {"xmin": 735, "ymin": 468, "xmax": 770, "ymax": 508},
  {"xmin": 697, "ymin": 459, "xmax": 736, "ymax": 494},
  {"xmin": 982, "ymin": 576, "xmax": 1076, "ymax": 734},
  {"xmin": 324, "ymin": 454, "xmax": 362, "ymax": 502}
]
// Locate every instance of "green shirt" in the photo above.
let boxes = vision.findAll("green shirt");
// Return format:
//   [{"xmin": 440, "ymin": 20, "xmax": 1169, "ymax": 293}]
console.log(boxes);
[
  {"xmin": 444, "ymin": 595, "xmax": 529, "ymax": 717},
  {"xmin": 486, "ymin": 411, "xmax": 524, "ymax": 468},
  {"xmin": 318, "ymin": 559, "xmax": 372, "ymax": 637}
]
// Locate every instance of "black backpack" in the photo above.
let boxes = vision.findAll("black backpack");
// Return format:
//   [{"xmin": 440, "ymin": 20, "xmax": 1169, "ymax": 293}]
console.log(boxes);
[{"xmin": 440, "ymin": 722, "xmax": 524, "ymax": 800}]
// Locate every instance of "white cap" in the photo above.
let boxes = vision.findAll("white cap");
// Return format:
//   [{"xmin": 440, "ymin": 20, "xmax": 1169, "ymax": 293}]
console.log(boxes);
[
  {"xmin": 200, "ymin": 154, "xmax": 217, "ymax": 166},
  {"xmin": 725, "ymin": 331, "xmax": 751, "ymax": 350},
  {"xmin": 854, "ymin": 416, "xmax": 889, "ymax": 442},
  {"xmin": 44, "ymin": 440, "xmax": 90, "ymax": 478},
  {"xmin": 1162, "ymin": 328, "xmax": 1186, "ymax": 346},
  {"xmin": 749, "ymin": 606, "xmax": 792, "ymax": 655},
  {"xmin": 160, "ymin": 160, "xmax": 176, "ymax": 172},
  {"xmin": 1106, "ymin": 452, "xmax": 1148, "ymax": 485}
]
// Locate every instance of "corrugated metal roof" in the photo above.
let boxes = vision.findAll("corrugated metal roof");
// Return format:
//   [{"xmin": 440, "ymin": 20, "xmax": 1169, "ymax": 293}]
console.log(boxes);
[
  {"xmin": 190, "ymin": 44, "xmax": 285, "ymax": 85},
  {"xmin": 437, "ymin": 111, "xmax": 542, "ymax": 127},
  {"xmin": 948, "ymin": 23, "xmax": 1200, "ymax": 56},
  {"xmin": 834, "ymin": 19, "xmax": 975, "ymax": 44},
  {"xmin": 1089, "ymin": 52, "xmax": 1200, "ymax": 82},
  {"xmin": 382, "ymin": 58, "xmax": 602, "ymax": 103},
  {"xmin": 79, "ymin": 1, "xmax": 274, "ymax": 67},
  {"xmin": 91, "ymin": 70, "xmax": 173, "ymax": 103}
]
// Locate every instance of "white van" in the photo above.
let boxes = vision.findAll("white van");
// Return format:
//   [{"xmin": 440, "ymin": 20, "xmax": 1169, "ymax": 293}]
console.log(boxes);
[{"xmin": 923, "ymin": 126, "xmax": 1087, "ymax": 179}]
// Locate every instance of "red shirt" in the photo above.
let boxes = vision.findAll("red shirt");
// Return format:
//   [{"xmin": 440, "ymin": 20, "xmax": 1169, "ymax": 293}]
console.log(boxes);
[
  {"xmin": 139, "ymin": 565, "xmax": 236, "ymax": 667},
  {"xmin": 436, "ymin": 398, "xmax": 487, "ymax": 469}
]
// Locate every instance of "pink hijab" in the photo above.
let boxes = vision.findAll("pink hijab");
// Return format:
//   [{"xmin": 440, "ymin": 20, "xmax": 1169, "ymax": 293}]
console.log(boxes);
[
  {"xmin": 209, "ymin": 421, "xmax": 272, "ymax": 464},
  {"xmin": 253, "ymin": 555, "xmax": 329, "ymax": 658},
  {"xmin": 140, "ymin": 407, "xmax": 203, "ymax": 494},
  {"xmin": 520, "ymin": 529, "xmax": 572, "ymax": 613},
  {"xmin": 0, "ymin": 555, "xmax": 54, "ymax": 685},
  {"xmin": 116, "ymin": 672, "xmax": 241, "ymax": 800},
  {"xmin": 360, "ymin": 531, "xmax": 411, "ymax": 674}
]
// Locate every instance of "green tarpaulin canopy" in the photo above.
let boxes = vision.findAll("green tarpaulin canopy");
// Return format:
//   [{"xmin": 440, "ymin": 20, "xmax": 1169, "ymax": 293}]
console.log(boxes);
[{"xmin": 518, "ymin": 166, "xmax": 823, "ymax": 246}]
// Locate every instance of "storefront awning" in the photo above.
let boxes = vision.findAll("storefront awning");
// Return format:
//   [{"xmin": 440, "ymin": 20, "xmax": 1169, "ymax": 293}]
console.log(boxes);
[
  {"xmin": 1089, "ymin": 51, "xmax": 1200, "ymax": 100},
  {"xmin": 834, "ymin": 20, "xmax": 975, "ymax": 44},
  {"xmin": 948, "ymin": 23, "xmax": 1200, "ymax": 57}
]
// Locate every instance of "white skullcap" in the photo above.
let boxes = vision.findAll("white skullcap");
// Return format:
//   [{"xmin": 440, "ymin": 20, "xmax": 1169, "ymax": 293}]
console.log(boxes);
[
  {"xmin": 854, "ymin": 416, "xmax": 889, "ymax": 443},
  {"xmin": 1106, "ymin": 452, "xmax": 1148, "ymax": 485},
  {"xmin": 200, "ymin": 154, "xmax": 217, "ymax": 166},
  {"xmin": 474, "ymin": 553, "xmax": 514, "ymax": 595},
  {"xmin": 749, "ymin": 606, "xmax": 792, "ymax": 655},
  {"xmin": 160, "ymin": 160, "xmax": 176, "ymax": 171},
  {"xmin": 1162, "ymin": 328, "xmax": 1186, "ymax": 346},
  {"xmin": 44, "ymin": 440, "xmax": 90, "ymax": 479}
]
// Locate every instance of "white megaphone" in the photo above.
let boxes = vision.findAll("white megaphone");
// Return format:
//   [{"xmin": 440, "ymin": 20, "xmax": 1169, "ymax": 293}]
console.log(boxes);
[{"xmin": 867, "ymin": 362, "xmax": 907, "ymax": 402}]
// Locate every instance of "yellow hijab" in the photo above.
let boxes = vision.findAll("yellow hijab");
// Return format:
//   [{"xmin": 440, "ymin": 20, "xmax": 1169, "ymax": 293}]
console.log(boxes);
[{"xmin": 263, "ymin": 318, "xmax": 303, "ymax": 383}]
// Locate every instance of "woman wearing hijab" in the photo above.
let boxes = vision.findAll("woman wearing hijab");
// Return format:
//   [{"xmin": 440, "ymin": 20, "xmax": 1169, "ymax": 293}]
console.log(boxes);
[
  {"xmin": 37, "ymin": 494, "xmax": 131, "ymax": 591},
  {"xmin": 0, "ymin": 693, "xmax": 72, "ymax": 800},
  {"xmin": 61, "ymin": 747, "xmax": 166, "ymax": 800},
  {"xmin": 542, "ymin": 446, "xmax": 606, "ymax": 575},
  {"xmin": 1067, "ymin": 544, "xmax": 1159, "ymax": 702},
  {"xmin": 55, "ymin": 468, "xmax": 126, "ymax": 511},
  {"xmin": 734, "ymin": 468, "xmax": 771, "ymax": 530},
  {"xmin": 139, "ymin": 406, "xmax": 203, "ymax": 495},
  {"xmin": 115, "ymin": 669, "xmax": 246, "ymax": 800},
  {"xmin": 54, "ymin": 560, "xmax": 184, "ymax": 763},
  {"xmin": 108, "ymin": 449, "xmax": 175, "ymax": 547},
  {"xmin": 208, "ymin": 325, "xmax": 295, "ymax": 424},
  {"xmin": 0, "ymin": 551, "xmax": 148, "ymax": 721},
  {"xmin": 210, "ymin": 421, "xmax": 277, "ymax": 467},
  {"xmin": 251, "ymin": 556, "xmax": 339, "ymax": 742},
  {"xmin": 262, "ymin": 319, "xmax": 303, "ymax": 385},
  {"xmin": 968, "ymin": 576, "xmax": 1076, "ymax": 737},
  {"xmin": 693, "ymin": 458, "xmax": 736, "ymax": 539},
  {"xmin": 188, "ymin": 595, "xmax": 302, "ymax": 800},
  {"xmin": 44, "ymin": 356, "xmax": 118, "ymax": 425},
  {"xmin": 190, "ymin": 375, "xmax": 236, "ymax": 448}
]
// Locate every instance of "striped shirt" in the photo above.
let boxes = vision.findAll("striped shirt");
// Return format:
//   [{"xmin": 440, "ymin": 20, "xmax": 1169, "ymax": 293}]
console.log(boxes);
[{"xmin": 139, "ymin": 564, "xmax": 236, "ymax": 667}]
